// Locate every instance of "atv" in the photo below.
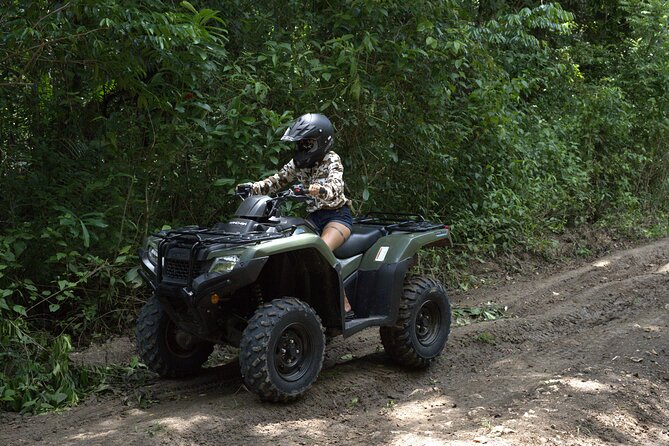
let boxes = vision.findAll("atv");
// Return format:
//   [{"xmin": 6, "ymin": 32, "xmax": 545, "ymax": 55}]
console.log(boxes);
[{"xmin": 136, "ymin": 185, "xmax": 453, "ymax": 402}]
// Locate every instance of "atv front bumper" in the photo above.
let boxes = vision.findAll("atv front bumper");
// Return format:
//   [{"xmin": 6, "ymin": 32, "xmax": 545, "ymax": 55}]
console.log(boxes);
[{"xmin": 139, "ymin": 252, "xmax": 268, "ymax": 337}]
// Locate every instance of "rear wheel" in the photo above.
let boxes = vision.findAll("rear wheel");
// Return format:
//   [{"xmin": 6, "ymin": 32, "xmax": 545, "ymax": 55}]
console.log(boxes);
[
  {"xmin": 135, "ymin": 297, "xmax": 214, "ymax": 378},
  {"xmin": 380, "ymin": 276, "xmax": 451, "ymax": 368},
  {"xmin": 240, "ymin": 298, "xmax": 325, "ymax": 402}
]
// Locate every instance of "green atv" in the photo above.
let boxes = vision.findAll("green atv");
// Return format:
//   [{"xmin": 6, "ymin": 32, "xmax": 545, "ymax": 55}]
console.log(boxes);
[{"xmin": 136, "ymin": 185, "xmax": 453, "ymax": 402}]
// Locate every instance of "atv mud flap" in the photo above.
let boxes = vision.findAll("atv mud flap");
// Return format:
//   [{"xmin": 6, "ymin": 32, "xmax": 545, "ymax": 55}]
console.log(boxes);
[{"xmin": 342, "ymin": 257, "xmax": 412, "ymax": 337}]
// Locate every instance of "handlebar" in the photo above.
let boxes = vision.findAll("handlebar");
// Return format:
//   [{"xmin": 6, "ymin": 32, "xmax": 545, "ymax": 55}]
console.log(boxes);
[
  {"xmin": 290, "ymin": 184, "xmax": 308, "ymax": 196},
  {"xmin": 234, "ymin": 183, "xmax": 323, "ymax": 219},
  {"xmin": 288, "ymin": 184, "xmax": 326, "ymax": 198},
  {"xmin": 236, "ymin": 183, "xmax": 253, "ymax": 198},
  {"xmin": 277, "ymin": 184, "xmax": 314, "ymax": 202},
  {"xmin": 236, "ymin": 183, "xmax": 322, "ymax": 202}
]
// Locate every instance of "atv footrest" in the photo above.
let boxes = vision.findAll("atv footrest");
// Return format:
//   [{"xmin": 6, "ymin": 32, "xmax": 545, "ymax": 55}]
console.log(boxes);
[{"xmin": 343, "ymin": 315, "xmax": 388, "ymax": 338}]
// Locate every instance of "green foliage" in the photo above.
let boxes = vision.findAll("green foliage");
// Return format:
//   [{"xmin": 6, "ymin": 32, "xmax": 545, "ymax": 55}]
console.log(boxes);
[
  {"xmin": 0, "ymin": 212, "xmax": 143, "ymax": 414},
  {"xmin": 0, "ymin": 318, "xmax": 93, "ymax": 413},
  {"xmin": 453, "ymin": 305, "xmax": 507, "ymax": 327},
  {"xmin": 0, "ymin": 213, "xmax": 141, "ymax": 337},
  {"xmin": 0, "ymin": 319, "xmax": 153, "ymax": 414}
]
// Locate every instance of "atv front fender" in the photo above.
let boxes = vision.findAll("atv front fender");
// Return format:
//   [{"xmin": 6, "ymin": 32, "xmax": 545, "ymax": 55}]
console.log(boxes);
[{"xmin": 251, "ymin": 233, "xmax": 338, "ymax": 267}]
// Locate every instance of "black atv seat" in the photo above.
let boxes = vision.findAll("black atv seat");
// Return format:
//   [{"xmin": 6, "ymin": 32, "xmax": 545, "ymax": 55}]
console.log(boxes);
[{"xmin": 333, "ymin": 226, "xmax": 384, "ymax": 259}]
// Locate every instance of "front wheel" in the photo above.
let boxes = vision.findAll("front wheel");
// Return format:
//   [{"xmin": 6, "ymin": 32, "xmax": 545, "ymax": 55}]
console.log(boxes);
[
  {"xmin": 240, "ymin": 298, "xmax": 325, "ymax": 402},
  {"xmin": 380, "ymin": 276, "xmax": 451, "ymax": 368},
  {"xmin": 135, "ymin": 297, "xmax": 214, "ymax": 378}
]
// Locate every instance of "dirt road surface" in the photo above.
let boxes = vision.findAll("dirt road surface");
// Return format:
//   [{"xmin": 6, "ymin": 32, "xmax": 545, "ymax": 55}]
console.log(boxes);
[{"xmin": 2, "ymin": 238, "xmax": 668, "ymax": 445}]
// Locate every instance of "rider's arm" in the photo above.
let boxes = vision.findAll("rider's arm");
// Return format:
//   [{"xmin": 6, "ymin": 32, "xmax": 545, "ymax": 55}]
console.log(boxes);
[
  {"xmin": 317, "ymin": 152, "xmax": 345, "ymax": 202},
  {"xmin": 252, "ymin": 160, "xmax": 296, "ymax": 195}
]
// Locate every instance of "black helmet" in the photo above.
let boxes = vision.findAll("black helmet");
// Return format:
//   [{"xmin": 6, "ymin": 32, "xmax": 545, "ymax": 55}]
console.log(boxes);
[{"xmin": 281, "ymin": 113, "xmax": 334, "ymax": 168}]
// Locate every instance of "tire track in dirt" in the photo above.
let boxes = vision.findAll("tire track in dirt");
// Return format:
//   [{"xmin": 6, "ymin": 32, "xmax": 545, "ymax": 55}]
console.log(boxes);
[
  {"xmin": 1, "ymin": 238, "xmax": 668, "ymax": 446},
  {"xmin": 434, "ymin": 238, "xmax": 669, "ymax": 445}
]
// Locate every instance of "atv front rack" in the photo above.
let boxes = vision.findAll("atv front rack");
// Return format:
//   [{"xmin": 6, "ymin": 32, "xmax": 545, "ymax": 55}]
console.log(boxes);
[
  {"xmin": 156, "ymin": 227, "xmax": 286, "ymax": 246},
  {"xmin": 354, "ymin": 212, "xmax": 447, "ymax": 233},
  {"xmin": 154, "ymin": 228, "xmax": 286, "ymax": 288}
]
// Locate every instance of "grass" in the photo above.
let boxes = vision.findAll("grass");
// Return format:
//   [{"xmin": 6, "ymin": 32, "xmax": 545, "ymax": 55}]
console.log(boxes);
[{"xmin": 474, "ymin": 331, "xmax": 496, "ymax": 345}]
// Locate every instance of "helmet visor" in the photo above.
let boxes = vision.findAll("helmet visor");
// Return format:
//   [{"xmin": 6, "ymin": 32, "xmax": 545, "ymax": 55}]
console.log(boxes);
[{"xmin": 297, "ymin": 138, "xmax": 318, "ymax": 152}]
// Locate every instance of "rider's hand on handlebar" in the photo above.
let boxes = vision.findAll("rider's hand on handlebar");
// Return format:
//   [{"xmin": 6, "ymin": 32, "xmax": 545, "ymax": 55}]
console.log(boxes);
[
  {"xmin": 290, "ymin": 184, "xmax": 307, "ymax": 195},
  {"xmin": 236, "ymin": 183, "xmax": 253, "ymax": 198},
  {"xmin": 308, "ymin": 184, "xmax": 327, "ymax": 197}
]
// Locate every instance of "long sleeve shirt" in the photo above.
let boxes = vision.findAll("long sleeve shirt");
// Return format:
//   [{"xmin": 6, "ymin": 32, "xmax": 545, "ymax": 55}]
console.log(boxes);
[{"xmin": 251, "ymin": 151, "xmax": 349, "ymax": 213}]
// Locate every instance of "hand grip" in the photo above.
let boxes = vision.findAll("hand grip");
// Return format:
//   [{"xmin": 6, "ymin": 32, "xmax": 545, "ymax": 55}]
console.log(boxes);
[
  {"xmin": 291, "ymin": 184, "xmax": 307, "ymax": 195},
  {"xmin": 236, "ymin": 183, "xmax": 252, "ymax": 198}
]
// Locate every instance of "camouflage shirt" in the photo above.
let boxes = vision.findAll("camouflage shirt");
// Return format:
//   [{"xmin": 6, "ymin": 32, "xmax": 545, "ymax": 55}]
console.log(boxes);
[{"xmin": 252, "ymin": 151, "xmax": 349, "ymax": 213}]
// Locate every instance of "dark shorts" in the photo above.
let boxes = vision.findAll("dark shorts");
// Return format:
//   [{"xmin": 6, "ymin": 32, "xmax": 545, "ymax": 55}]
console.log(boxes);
[{"xmin": 307, "ymin": 205, "xmax": 353, "ymax": 234}]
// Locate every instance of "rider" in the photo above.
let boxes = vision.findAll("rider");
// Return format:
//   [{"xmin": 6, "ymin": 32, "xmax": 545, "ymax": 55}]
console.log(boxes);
[{"xmin": 239, "ymin": 113, "xmax": 355, "ymax": 315}]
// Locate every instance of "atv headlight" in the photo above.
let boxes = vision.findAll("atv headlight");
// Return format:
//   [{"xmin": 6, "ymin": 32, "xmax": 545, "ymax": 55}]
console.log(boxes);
[
  {"xmin": 210, "ymin": 255, "xmax": 240, "ymax": 273},
  {"xmin": 146, "ymin": 237, "xmax": 160, "ymax": 265}
]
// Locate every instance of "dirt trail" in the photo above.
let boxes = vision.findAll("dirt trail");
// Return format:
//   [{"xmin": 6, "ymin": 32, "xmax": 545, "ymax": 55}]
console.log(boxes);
[{"xmin": 2, "ymin": 238, "xmax": 669, "ymax": 446}]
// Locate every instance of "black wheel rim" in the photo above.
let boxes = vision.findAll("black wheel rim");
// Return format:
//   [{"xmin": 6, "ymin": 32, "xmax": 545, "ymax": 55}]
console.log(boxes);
[
  {"xmin": 164, "ymin": 320, "xmax": 199, "ymax": 357},
  {"xmin": 415, "ymin": 299, "xmax": 441, "ymax": 346},
  {"xmin": 274, "ymin": 323, "xmax": 313, "ymax": 382}
]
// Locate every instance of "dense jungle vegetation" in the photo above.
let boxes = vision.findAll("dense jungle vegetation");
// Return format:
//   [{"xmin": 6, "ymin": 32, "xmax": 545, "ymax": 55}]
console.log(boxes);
[{"xmin": 1, "ymin": 0, "xmax": 669, "ymax": 413}]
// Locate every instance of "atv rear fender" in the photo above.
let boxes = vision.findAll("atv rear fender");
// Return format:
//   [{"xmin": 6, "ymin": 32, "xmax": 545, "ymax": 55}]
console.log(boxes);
[
  {"xmin": 341, "ymin": 228, "xmax": 451, "ymax": 337},
  {"xmin": 359, "ymin": 228, "xmax": 451, "ymax": 269}
]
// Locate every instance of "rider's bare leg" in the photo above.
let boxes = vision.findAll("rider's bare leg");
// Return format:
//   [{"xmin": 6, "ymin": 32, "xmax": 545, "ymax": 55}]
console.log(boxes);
[{"xmin": 321, "ymin": 222, "xmax": 353, "ymax": 312}]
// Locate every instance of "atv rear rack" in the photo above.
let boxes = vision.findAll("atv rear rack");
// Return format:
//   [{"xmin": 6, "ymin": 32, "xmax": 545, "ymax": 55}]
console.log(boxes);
[{"xmin": 354, "ymin": 212, "xmax": 447, "ymax": 233}]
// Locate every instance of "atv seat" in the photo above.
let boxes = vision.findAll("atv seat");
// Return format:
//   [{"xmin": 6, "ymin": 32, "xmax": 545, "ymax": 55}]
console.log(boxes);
[{"xmin": 333, "ymin": 226, "xmax": 384, "ymax": 259}]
